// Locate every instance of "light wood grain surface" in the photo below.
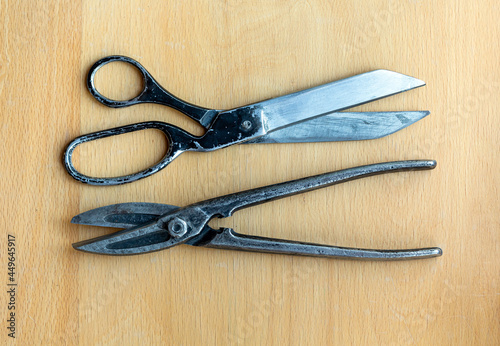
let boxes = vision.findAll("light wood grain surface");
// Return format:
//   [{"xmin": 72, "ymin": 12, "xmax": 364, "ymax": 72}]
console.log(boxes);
[{"xmin": 1, "ymin": 1, "xmax": 499, "ymax": 344}]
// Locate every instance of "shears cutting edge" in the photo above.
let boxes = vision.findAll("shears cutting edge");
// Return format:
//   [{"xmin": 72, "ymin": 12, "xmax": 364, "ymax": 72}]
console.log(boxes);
[
  {"xmin": 72, "ymin": 160, "xmax": 442, "ymax": 260},
  {"xmin": 64, "ymin": 55, "xmax": 429, "ymax": 185}
]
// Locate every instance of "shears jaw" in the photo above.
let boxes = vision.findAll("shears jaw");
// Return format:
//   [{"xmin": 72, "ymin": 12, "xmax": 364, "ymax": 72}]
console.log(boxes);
[
  {"xmin": 72, "ymin": 223, "xmax": 186, "ymax": 256},
  {"xmin": 72, "ymin": 237, "xmax": 127, "ymax": 255},
  {"xmin": 71, "ymin": 205, "xmax": 213, "ymax": 255}
]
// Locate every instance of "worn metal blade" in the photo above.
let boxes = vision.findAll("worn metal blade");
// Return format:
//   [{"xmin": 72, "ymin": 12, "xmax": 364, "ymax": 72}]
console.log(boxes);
[
  {"xmin": 71, "ymin": 203, "xmax": 178, "ymax": 229},
  {"xmin": 72, "ymin": 222, "xmax": 170, "ymax": 255},
  {"xmin": 72, "ymin": 203, "xmax": 212, "ymax": 255},
  {"xmin": 235, "ymin": 69, "xmax": 425, "ymax": 133},
  {"xmin": 244, "ymin": 111, "xmax": 429, "ymax": 143}
]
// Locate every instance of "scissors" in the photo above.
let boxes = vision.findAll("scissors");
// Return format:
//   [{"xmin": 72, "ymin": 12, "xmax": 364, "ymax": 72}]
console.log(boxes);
[
  {"xmin": 72, "ymin": 160, "xmax": 442, "ymax": 260},
  {"xmin": 64, "ymin": 55, "xmax": 429, "ymax": 186}
]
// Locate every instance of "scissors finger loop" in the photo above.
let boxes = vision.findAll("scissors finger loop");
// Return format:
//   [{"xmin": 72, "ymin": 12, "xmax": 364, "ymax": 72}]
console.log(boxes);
[
  {"xmin": 87, "ymin": 55, "xmax": 220, "ymax": 128},
  {"xmin": 63, "ymin": 122, "xmax": 199, "ymax": 185}
]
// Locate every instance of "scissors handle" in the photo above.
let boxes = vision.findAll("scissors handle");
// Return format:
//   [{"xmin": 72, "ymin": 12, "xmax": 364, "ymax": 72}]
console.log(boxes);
[
  {"xmin": 87, "ymin": 56, "xmax": 218, "ymax": 128},
  {"xmin": 63, "ymin": 121, "xmax": 202, "ymax": 185}
]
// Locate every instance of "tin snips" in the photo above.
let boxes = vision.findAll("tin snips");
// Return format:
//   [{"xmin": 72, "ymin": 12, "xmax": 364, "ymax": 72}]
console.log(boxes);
[{"xmin": 72, "ymin": 161, "xmax": 442, "ymax": 260}]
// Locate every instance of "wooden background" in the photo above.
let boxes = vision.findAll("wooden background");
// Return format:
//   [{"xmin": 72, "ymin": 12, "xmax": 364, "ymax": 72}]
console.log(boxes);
[{"xmin": 1, "ymin": 0, "xmax": 499, "ymax": 344}]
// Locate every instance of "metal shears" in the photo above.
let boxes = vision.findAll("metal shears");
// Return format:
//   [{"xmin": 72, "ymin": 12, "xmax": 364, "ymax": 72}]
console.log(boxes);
[
  {"xmin": 72, "ymin": 160, "xmax": 442, "ymax": 260},
  {"xmin": 64, "ymin": 55, "xmax": 429, "ymax": 186}
]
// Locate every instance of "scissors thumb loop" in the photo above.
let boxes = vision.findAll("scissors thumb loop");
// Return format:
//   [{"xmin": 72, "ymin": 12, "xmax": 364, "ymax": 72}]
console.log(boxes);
[
  {"xmin": 86, "ymin": 55, "xmax": 218, "ymax": 128},
  {"xmin": 86, "ymin": 55, "xmax": 159, "ymax": 108},
  {"xmin": 63, "ymin": 121, "xmax": 201, "ymax": 185}
]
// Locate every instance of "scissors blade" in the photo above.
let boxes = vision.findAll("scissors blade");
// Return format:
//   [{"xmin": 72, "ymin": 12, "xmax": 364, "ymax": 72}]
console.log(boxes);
[
  {"xmin": 244, "ymin": 111, "xmax": 429, "ymax": 143},
  {"xmin": 232, "ymin": 69, "xmax": 425, "ymax": 134}
]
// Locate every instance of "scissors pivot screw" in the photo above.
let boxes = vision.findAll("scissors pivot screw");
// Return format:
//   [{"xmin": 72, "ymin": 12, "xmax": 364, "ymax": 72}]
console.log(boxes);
[
  {"xmin": 240, "ymin": 120, "xmax": 253, "ymax": 131},
  {"xmin": 167, "ymin": 218, "xmax": 188, "ymax": 238}
]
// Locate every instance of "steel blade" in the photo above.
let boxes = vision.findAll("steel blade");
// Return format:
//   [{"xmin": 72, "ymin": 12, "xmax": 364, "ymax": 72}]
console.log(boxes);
[
  {"xmin": 72, "ymin": 203, "xmax": 214, "ymax": 255},
  {"xmin": 73, "ymin": 221, "xmax": 169, "ymax": 255},
  {"xmin": 244, "ymin": 111, "xmax": 429, "ymax": 143},
  {"xmin": 73, "ymin": 222, "xmax": 218, "ymax": 255},
  {"xmin": 71, "ymin": 203, "xmax": 178, "ymax": 228},
  {"xmin": 233, "ymin": 70, "xmax": 425, "ymax": 133}
]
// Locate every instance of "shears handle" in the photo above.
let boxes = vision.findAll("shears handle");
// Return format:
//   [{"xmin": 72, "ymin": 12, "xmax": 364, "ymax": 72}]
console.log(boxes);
[
  {"xmin": 63, "ymin": 121, "xmax": 201, "ymax": 185},
  {"xmin": 87, "ymin": 55, "xmax": 218, "ymax": 128}
]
